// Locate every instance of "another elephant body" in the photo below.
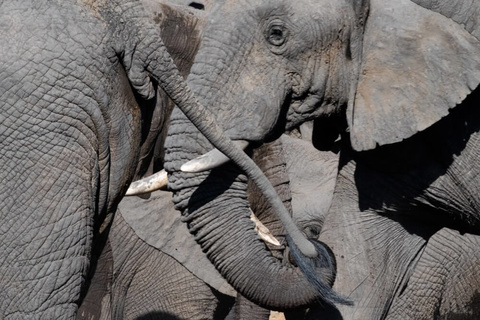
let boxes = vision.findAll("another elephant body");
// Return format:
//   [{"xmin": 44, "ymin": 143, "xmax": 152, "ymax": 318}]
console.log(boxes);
[
  {"xmin": 320, "ymin": 91, "xmax": 480, "ymax": 319},
  {"xmin": 1, "ymin": 2, "xmax": 140, "ymax": 317},
  {"xmin": 87, "ymin": 133, "xmax": 339, "ymax": 319},
  {"xmin": 160, "ymin": 0, "xmax": 480, "ymax": 318},
  {"xmin": 0, "ymin": 0, "xmax": 210, "ymax": 317},
  {"xmin": 102, "ymin": 199, "xmax": 234, "ymax": 320}
]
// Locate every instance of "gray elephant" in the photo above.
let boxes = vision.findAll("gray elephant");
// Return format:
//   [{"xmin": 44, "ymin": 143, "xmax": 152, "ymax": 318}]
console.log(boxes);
[
  {"xmin": 158, "ymin": 0, "xmax": 480, "ymax": 317},
  {"xmin": 0, "ymin": 0, "xmax": 299, "ymax": 318},
  {"xmin": 317, "ymin": 98, "xmax": 480, "ymax": 318},
  {"xmin": 81, "ymin": 133, "xmax": 339, "ymax": 319}
]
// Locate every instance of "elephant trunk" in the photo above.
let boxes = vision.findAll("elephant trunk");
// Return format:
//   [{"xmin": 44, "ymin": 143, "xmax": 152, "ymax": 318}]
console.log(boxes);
[
  {"xmin": 152, "ymin": 7, "xmax": 348, "ymax": 306},
  {"xmin": 164, "ymin": 109, "xmax": 347, "ymax": 309},
  {"xmin": 147, "ymin": 39, "xmax": 319, "ymax": 259}
]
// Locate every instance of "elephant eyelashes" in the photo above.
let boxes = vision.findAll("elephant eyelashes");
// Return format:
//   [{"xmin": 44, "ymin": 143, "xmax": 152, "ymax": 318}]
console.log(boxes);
[{"xmin": 265, "ymin": 20, "xmax": 288, "ymax": 50}]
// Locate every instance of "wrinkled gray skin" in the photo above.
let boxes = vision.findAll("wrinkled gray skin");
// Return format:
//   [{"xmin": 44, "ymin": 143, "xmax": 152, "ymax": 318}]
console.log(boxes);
[
  {"xmin": 318, "ymin": 92, "xmax": 480, "ymax": 319},
  {"xmin": 82, "ymin": 133, "xmax": 338, "ymax": 320},
  {"xmin": 76, "ymin": 3, "xmax": 209, "ymax": 319},
  {"xmin": 0, "ymin": 0, "xmax": 270, "ymax": 318},
  {"xmin": 163, "ymin": 0, "xmax": 362, "ymax": 308},
  {"xmin": 80, "ymin": 191, "xmax": 235, "ymax": 320},
  {"xmin": 72, "ymin": 2, "xmax": 336, "ymax": 317},
  {"xmin": 163, "ymin": 0, "xmax": 480, "ymax": 317}
]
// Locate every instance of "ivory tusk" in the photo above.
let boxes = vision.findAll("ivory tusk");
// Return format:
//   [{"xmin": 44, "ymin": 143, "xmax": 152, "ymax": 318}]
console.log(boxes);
[
  {"xmin": 126, "ymin": 170, "xmax": 281, "ymax": 245},
  {"xmin": 250, "ymin": 209, "xmax": 282, "ymax": 247},
  {"xmin": 181, "ymin": 140, "xmax": 250, "ymax": 173},
  {"xmin": 125, "ymin": 169, "xmax": 168, "ymax": 196}
]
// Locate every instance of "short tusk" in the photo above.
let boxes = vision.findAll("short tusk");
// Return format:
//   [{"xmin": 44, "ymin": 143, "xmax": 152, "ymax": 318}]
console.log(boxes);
[
  {"xmin": 181, "ymin": 140, "xmax": 250, "ymax": 173},
  {"xmin": 250, "ymin": 209, "xmax": 282, "ymax": 247},
  {"xmin": 125, "ymin": 169, "xmax": 168, "ymax": 196}
]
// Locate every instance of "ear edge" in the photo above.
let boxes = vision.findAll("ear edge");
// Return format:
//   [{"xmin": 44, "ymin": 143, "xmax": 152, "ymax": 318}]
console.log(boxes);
[
  {"xmin": 411, "ymin": 0, "xmax": 480, "ymax": 42},
  {"xmin": 348, "ymin": 0, "xmax": 480, "ymax": 152}
]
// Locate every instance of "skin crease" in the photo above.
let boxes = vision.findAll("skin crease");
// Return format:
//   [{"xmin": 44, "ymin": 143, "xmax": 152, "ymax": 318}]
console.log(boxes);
[
  {"xmin": 163, "ymin": 0, "xmax": 480, "ymax": 317},
  {"xmin": 79, "ymin": 133, "xmax": 340, "ymax": 320},
  {"xmin": 75, "ymin": 4, "xmax": 333, "ymax": 318},
  {"xmin": 163, "ymin": 0, "xmax": 365, "ymax": 309},
  {"xmin": 0, "ymin": 0, "xmax": 259, "ymax": 318},
  {"xmin": 318, "ymin": 92, "xmax": 480, "ymax": 320}
]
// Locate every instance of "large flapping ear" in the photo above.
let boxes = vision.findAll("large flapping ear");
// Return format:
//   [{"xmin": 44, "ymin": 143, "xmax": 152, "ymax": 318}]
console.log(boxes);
[
  {"xmin": 118, "ymin": 191, "xmax": 236, "ymax": 297},
  {"xmin": 348, "ymin": 0, "xmax": 480, "ymax": 151}
]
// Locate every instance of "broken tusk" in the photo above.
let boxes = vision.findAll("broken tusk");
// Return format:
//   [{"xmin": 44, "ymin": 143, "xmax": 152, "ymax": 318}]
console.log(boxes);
[
  {"xmin": 125, "ymin": 169, "xmax": 168, "ymax": 196},
  {"xmin": 181, "ymin": 140, "xmax": 250, "ymax": 173},
  {"xmin": 250, "ymin": 209, "xmax": 282, "ymax": 247}
]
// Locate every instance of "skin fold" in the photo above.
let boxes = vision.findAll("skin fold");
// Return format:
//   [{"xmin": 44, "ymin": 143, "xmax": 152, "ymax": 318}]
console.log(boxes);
[
  {"xmin": 162, "ymin": 0, "xmax": 480, "ymax": 317},
  {"xmin": 162, "ymin": 0, "xmax": 364, "ymax": 308},
  {"xmin": 0, "ymin": 0, "xmax": 265, "ymax": 318},
  {"xmin": 80, "ymin": 133, "xmax": 339, "ymax": 320},
  {"xmin": 319, "ymin": 92, "xmax": 480, "ymax": 319}
]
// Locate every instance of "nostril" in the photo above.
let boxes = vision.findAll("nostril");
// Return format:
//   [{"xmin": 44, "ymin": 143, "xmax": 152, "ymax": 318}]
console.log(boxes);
[{"xmin": 188, "ymin": 2, "xmax": 205, "ymax": 10}]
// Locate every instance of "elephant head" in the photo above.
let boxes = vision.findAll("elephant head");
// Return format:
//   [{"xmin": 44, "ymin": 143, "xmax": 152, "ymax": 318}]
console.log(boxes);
[
  {"xmin": 0, "ymin": 0, "xmax": 293, "ymax": 317},
  {"xmin": 176, "ymin": 0, "xmax": 480, "ymax": 152},
  {"xmin": 163, "ymin": 0, "xmax": 480, "ymax": 311}
]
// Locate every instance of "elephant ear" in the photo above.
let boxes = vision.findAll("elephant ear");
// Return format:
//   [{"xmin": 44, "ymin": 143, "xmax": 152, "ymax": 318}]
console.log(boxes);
[
  {"xmin": 118, "ymin": 191, "xmax": 236, "ymax": 297},
  {"xmin": 411, "ymin": 0, "xmax": 480, "ymax": 39},
  {"xmin": 348, "ymin": 0, "xmax": 480, "ymax": 151}
]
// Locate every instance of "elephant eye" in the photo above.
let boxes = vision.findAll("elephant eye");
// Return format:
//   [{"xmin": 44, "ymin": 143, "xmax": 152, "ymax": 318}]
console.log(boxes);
[{"xmin": 266, "ymin": 21, "xmax": 288, "ymax": 48}]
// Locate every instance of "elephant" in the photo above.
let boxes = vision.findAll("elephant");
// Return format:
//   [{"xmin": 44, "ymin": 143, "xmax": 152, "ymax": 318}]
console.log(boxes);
[
  {"xmin": 80, "ymin": 132, "xmax": 339, "ymax": 320},
  {"xmin": 0, "ymin": 0, "xmax": 201, "ymax": 317},
  {"xmin": 158, "ymin": 0, "xmax": 480, "ymax": 317},
  {"xmin": 1, "ymin": 0, "xmax": 306, "ymax": 317},
  {"xmin": 316, "ymin": 91, "xmax": 480, "ymax": 319}
]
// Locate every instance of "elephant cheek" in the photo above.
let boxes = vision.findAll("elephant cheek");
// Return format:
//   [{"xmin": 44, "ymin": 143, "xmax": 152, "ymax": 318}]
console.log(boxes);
[
  {"xmin": 187, "ymin": 54, "xmax": 288, "ymax": 143},
  {"xmin": 223, "ymin": 102, "xmax": 283, "ymax": 143}
]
